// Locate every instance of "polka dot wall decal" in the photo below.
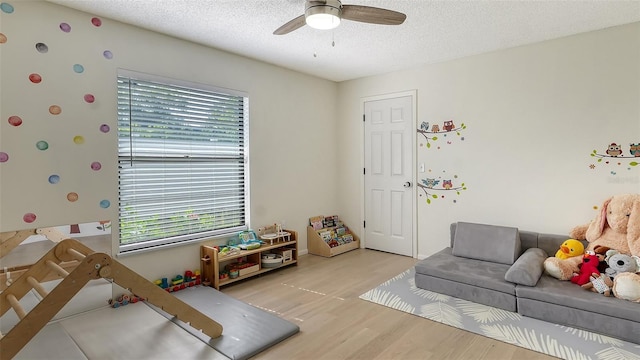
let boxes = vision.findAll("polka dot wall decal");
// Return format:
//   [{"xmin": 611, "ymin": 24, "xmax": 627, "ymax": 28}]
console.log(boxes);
[
  {"xmin": 100, "ymin": 124, "xmax": 110, "ymax": 133},
  {"xmin": 8, "ymin": 115, "xmax": 22, "ymax": 126},
  {"xmin": 73, "ymin": 64, "xmax": 84, "ymax": 73},
  {"xmin": 84, "ymin": 94, "xmax": 95, "ymax": 103},
  {"xmin": 49, "ymin": 105, "xmax": 62, "ymax": 115},
  {"xmin": 91, "ymin": 161, "xmax": 101, "ymax": 170},
  {"xmin": 0, "ymin": 33, "xmax": 7, "ymax": 44},
  {"xmin": 36, "ymin": 141, "xmax": 49, "ymax": 150},
  {"xmin": 67, "ymin": 192, "xmax": 79, "ymax": 202},
  {"xmin": 91, "ymin": 17, "xmax": 102, "ymax": 27},
  {"xmin": 29, "ymin": 73, "xmax": 42, "ymax": 83},
  {"xmin": 103, "ymin": 50, "xmax": 113, "ymax": 59},
  {"xmin": 23, "ymin": 213, "xmax": 37, "ymax": 223},
  {"xmin": 73, "ymin": 135, "xmax": 85, "ymax": 144},
  {"xmin": 59, "ymin": 22, "xmax": 71, "ymax": 32},
  {"xmin": 100, "ymin": 200, "xmax": 110, "ymax": 208},
  {"xmin": 48, "ymin": 174, "xmax": 60, "ymax": 184},
  {"xmin": 35, "ymin": 42, "xmax": 48, "ymax": 53},
  {"xmin": 0, "ymin": 2, "xmax": 14, "ymax": 13},
  {"xmin": 0, "ymin": 152, "xmax": 8, "ymax": 162}
]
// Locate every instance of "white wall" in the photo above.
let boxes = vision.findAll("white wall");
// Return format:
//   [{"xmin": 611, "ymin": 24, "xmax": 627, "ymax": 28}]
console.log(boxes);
[
  {"xmin": 0, "ymin": 1, "xmax": 338, "ymax": 280},
  {"xmin": 337, "ymin": 22, "xmax": 640, "ymax": 259}
]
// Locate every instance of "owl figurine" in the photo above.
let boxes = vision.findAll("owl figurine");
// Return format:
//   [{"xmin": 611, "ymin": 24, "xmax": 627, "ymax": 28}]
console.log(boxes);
[
  {"xmin": 421, "ymin": 178, "xmax": 440, "ymax": 189},
  {"xmin": 606, "ymin": 143, "xmax": 622, "ymax": 157},
  {"xmin": 630, "ymin": 143, "xmax": 640, "ymax": 157},
  {"xmin": 442, "ymin": 179, "xmax": 453, "ymax": 189},
  {"xmin": 420, "ymin": 121, "xmax": 429, "ymax": 131}
]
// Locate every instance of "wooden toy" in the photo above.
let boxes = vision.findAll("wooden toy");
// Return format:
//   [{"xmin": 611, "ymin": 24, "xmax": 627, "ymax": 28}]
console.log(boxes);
[{"xmin": 0, "ymin": 230, "xmax": 222, "ymax": 360}]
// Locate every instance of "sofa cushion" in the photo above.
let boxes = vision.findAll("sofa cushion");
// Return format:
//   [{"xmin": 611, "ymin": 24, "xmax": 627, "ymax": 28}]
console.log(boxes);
[
  {"xmin": 452, "ymin": 222, "xmax": 521, "ymax": 265},
  {"xmin": 415, "ymin": 247, "xmax": 516, "ymax": 295},
  {"xmin": 504, "ymin": 248, "xmax": 547, "ymax": 286},
  {"xmin": 516, "ymin": 275, "xmax": 640, "ymax": 323}
]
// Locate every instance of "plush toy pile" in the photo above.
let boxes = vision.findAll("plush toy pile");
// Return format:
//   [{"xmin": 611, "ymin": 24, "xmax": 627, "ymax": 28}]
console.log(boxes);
[{"xmin": 543, "ymin": 193, "xmax": 640, "ymax": 302}]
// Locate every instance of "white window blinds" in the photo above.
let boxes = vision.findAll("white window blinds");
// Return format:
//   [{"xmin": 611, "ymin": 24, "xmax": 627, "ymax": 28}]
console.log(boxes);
[{"xmin": 117, "ymin": 72, "xmax": 248, "ymax": 253}]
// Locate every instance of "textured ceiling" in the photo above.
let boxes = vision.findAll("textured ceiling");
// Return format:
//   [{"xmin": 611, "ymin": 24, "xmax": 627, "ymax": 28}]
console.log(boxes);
[{"xmin": 48, "ymin": 0, "xmax": 640, "ymax": 82}]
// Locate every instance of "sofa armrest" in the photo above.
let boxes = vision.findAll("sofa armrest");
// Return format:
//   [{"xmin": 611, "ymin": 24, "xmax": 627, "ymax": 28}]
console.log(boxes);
[{"xmin": 504, "ymin": 248, "xmax": 547, "ymax": 286}]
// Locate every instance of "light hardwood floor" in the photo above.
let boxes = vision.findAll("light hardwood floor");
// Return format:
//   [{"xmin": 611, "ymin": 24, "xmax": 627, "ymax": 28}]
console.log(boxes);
[{"xmin": 221, "ymin": 249, "xmax": 555, "ymax": 360}]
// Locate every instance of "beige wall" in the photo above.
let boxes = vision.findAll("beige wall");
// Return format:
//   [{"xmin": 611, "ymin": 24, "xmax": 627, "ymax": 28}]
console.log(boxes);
[
  {"xmin": 337, "ymin": 22, "xmax": 640, "ymax": 258},
  {"xmin": 0, "ymin": 1, "xmax": 338, "ymax": 279}
]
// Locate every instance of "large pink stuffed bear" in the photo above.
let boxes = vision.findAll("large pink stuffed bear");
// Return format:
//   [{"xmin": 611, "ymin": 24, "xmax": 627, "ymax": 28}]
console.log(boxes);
[{"xmin": 544, "ymin": 194, "xmax": 640, "ymax": 302}]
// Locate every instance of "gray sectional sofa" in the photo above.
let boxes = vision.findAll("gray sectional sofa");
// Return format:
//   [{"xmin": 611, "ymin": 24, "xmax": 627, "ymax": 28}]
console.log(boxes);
[{"xmin": 414, "ymin": 222, "xmax": 639, "ymax": 344}]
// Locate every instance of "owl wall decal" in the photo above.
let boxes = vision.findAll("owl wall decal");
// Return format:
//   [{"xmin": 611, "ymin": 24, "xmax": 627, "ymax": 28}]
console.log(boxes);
[
  {"xmin": 420, "ymin": 121, "xmax": 429, "ymax": 131},
  {"xmin": 606, "ymin": 143, "xmax": 622, "ymax": 157},
  {"xmin": 630, "ymin": 143, "xmax": 640, "ymax": 157},
  {"xmin": 442, "ymin": 179, "xmax": 453, "ymax": 189},
  {"xmin": 421, "ymin": 178, "xmax": 440, "ymax": 189},
  {"xmin": 443, "ymin": 120, "xmax": 455, "ymax": 131},
  {"xmin": 431, "ymin": 124, "xmax": 440, "ymax": 132}
]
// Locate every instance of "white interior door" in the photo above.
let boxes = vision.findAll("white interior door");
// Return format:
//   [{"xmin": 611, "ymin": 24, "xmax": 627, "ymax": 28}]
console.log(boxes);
[{"xmin": 363, "ymin": 93, "xmax": 415, "ymax": 257}]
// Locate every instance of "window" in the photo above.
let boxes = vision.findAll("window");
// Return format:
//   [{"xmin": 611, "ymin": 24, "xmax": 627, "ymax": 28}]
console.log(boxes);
[{"xmin": 117, "ymin": 70, "xmax": 248, "ymax": 253}]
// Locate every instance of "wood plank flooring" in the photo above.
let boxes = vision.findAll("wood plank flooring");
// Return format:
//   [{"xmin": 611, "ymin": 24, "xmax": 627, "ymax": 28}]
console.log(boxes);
[{"xmin": 221, "ymin": 249, "xmax": 554, "ymax": 360}]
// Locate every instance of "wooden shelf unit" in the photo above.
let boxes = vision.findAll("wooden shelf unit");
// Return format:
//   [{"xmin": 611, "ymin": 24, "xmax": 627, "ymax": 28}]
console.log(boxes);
[
  {"xmin": 307, "ymin": 226, "xmax": 360, "ymax": 257},
  {"xmin": 201, "ymin": 230, "xmax": 298, "ymax": 290}
]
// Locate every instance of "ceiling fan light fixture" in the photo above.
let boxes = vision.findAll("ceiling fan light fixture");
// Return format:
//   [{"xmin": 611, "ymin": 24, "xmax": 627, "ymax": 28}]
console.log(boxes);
[{"xmin": 305, "ymin": 1, "xmax": 341, "ymax": 30}]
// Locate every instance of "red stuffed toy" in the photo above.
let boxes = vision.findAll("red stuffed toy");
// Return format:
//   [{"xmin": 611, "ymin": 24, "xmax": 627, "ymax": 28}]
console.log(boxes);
[{"xmin": 570, "ymin": 252, "xmax": 601, "ymax": 286}]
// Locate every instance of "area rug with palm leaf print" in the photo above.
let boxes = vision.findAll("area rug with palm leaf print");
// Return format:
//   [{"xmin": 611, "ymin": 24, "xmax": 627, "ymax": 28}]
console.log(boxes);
[{"xmin": 359, "ymin": 268, "xmax": 640, "ymax": 360}]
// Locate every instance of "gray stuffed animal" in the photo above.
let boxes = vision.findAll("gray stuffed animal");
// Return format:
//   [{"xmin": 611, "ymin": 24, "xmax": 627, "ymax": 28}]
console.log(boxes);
[{"xmin": 604, "ymin": 249, "xmax": 640, "ymax": 280}]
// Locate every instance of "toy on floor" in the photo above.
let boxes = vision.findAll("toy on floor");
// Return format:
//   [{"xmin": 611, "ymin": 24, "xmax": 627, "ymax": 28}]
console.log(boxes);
[
  {"xmin": 554, "ymin": 239, "xmax": 584, "ymax": 259},
  {"xmin": 109, "ymin": 293, "xmax": 144, "ymax": 308},
  {"xmin": 155, "ymin": 270, "xmax": 202, "ymax": 292},
  {"xmin": 0, "ymin": 235, "xmax": 223, "ymax": 360}
]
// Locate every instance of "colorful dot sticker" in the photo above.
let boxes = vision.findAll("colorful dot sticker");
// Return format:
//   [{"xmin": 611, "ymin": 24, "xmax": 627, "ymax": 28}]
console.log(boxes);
[
  {"xmin": 59, "ymin": 22, "xmax": 71, "ymax": 32},
  {"xmin": 29, "ymin": 73, "xmax": 42, "ymax": 83},
  {"xmin": 8, "ymin": 115, "xmax": 22, "ymax": 126},
  {"xmin": 49, "ymin": 105, "xmax": 62, "ymax": 115},
  {"xmin": 67, "ymin": 192, "xmax": 79, "ymax": 202},
  {"xmin": 84, "ymin": 94, "xmax": 95, "ymax": 103},
  {"xmin": 0, "ymin": 152, "xmax": 8, "ymax": 162},
  {"xmin": 103, "ymin": 50, "xmax": 113, "ymax": 59},
  {"xmin": 91, "ymin": 161, "xmax": 101, "ymax": 170},
  {"xmin": 91, "ymin": 17, "xmax": 102, "ymax": 27},
  {"xmin": 100, "ymin": 200, "xmax": 110, "ymax": 208},
  {"xmin": 23, "ymin": 213, "xmax": 37, "ymax": 223},
  {"xmin": 35, "ymin": 42, "xmax": 48, "ymax": 53},
  {"xmin": 73, "ymin": 135, "xmax": 85, "ymax": 144},
  {"xmin": 48, "ymin": 174, "xmax": 60, "ymax": 184},
  {"xmin": 36, "ymin": 141, "xmax": 49, "ymax": 150},
  {"xmin": 100, "ymin": 124, "xmax": 110, "ymax": 133},
  {"xmin": 0, "ymin": 33, "xmax": 7, "ymax": 44},
  {"xmin": 0, "ymin": 2, "xmax": 14, "ymax": 13},
  {"xmin": 73, "ymin": 64, "xmax": 84, "ymax": 73}
]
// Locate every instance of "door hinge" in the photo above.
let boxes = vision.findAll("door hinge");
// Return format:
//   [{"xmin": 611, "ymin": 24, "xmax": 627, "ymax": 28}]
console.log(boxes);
[
  {"xmin": 363, "ymin": 168, "xmax": 366, "ymax": 175},
  {"xmin": 362, "ymin": 114, "xmax": 365, "ymax": 122},
  {"xmin": 363, "ymin": 221, "xmax": 366, "ymax": 228}
]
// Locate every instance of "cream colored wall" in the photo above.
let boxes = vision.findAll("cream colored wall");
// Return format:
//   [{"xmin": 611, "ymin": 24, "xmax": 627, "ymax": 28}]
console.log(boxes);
[
  {"xmin": 337, "ymin": 22, "xmax": 640, "ymax": 259},
  {"xmin": 0, "ymin": 1, "xmax": 338, "ymax": 280}
]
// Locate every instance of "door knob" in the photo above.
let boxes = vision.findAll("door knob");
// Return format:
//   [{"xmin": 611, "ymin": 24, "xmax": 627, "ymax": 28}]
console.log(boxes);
[{"xmin": 403, "ymin": 181, "xmax": 411, "ymax": 188}]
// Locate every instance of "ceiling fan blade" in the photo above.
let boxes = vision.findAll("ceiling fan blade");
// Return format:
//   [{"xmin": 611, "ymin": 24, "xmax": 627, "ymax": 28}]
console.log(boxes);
[
  {"xmin": 341, "ymin": 5, "xmax": 406, "ymax": 25},
  {"xmin": 273, "ymin": 14, "xmax": 306, "ymax": 35}
]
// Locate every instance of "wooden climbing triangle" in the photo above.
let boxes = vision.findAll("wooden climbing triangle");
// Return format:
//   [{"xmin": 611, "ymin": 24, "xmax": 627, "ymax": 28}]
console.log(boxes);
[{"xmin": 0, "ymin": 230, "xmax": 223, "ymax": 360}]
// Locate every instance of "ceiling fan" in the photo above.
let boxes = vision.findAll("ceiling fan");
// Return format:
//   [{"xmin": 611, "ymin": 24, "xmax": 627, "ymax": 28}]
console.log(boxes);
[{"xmin": 273, "ymin": 0, "xmax": 406, "ymax": 35}]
